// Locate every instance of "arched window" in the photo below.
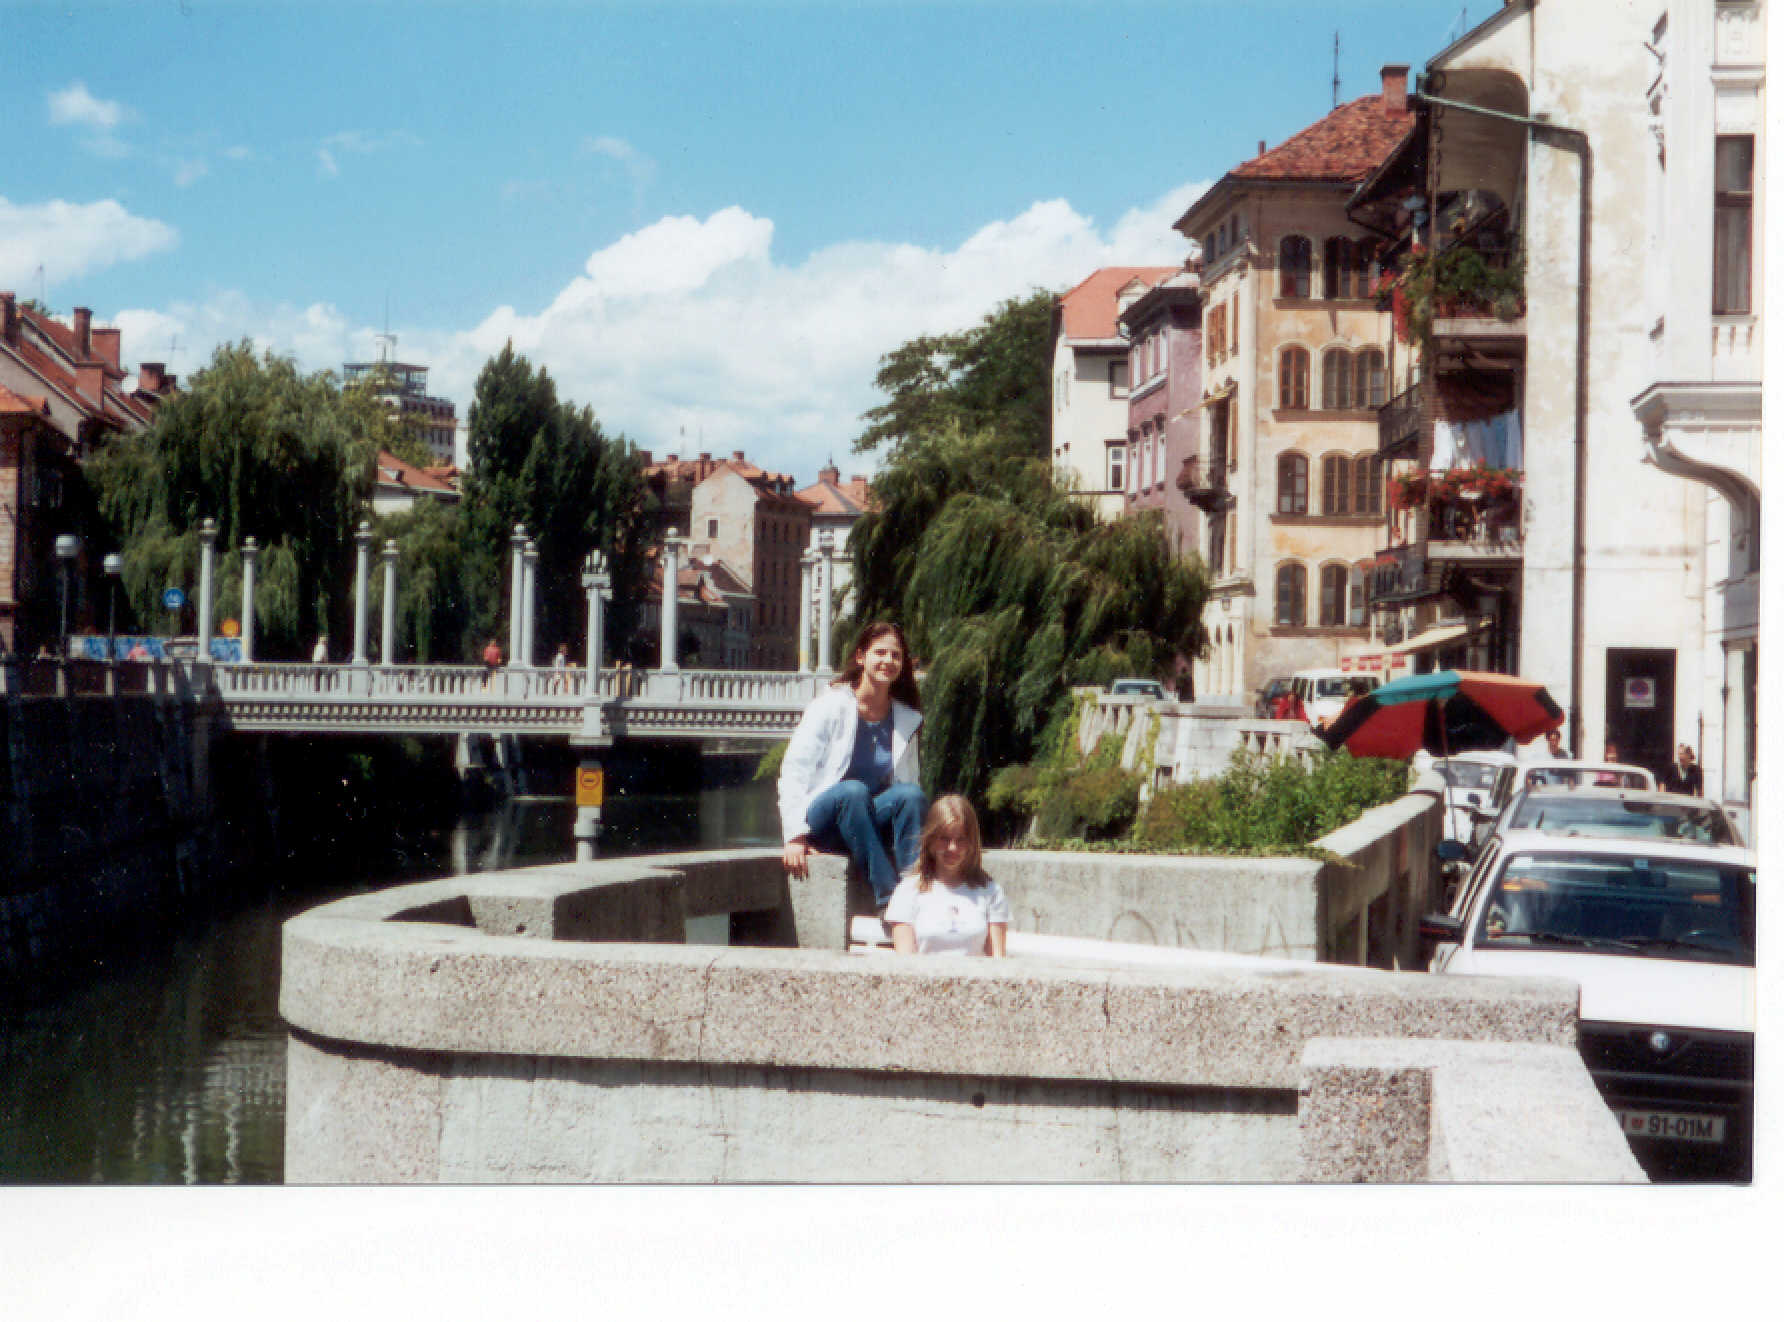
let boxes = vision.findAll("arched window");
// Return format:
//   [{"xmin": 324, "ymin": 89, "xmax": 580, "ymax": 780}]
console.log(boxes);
[
  {"xmin": 1277, "ymin": 452, "xmax": 1309, "ymax": 515},
  {"xmin": 1321, "ymin": 453, "xmax": 1351, "ymax": 515},
  {"xmin": 1319, "ymin": 563, "xmax": 1349, "ymax": 627},
  {"xmin": 1279, "ymin": 236, "xmax": 1312, "ymax": 298},
  {"xmin": 1279, "ymin": 346, "xmax": 1309, "ymax": 409},
  {"xmin": 1323, "ymin": 236, "xmax": 1374, "ymax": 299},
  {"xmin": 1275, "ymin": 563, "xmax": 1307, "ymax": 627},
  {"xmin": 1354, "ymin": 454, "xmax": 1384, "ymax": 516},
  {"xmin": 1321, "ymin": 348, "xmax": 1354, "ymax": 410},
  {"xmin": 1356, "ymin": 347, "xmax": 1387, "ymax": 407},
  {"xmin": 1349, "ymin": 561, "xmax": 1371, "ymax": 626}
]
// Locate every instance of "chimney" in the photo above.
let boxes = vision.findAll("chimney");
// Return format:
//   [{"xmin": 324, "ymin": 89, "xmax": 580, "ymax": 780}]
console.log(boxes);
[
  {"xmin": 138, "ymin": 362, "xmax": 167, "ymax": 395},
  {"xmin": 1, "ymin": 292, "xmax": 15, "ymax": 343},
  {"xmin": 819, "ymin": 464, "xmax": 840, "ymax": 485},
  {"xmin": 73, "ymin": 307, "xmax": 93, "ymax": 358},
  {"xmin": 1381, "ymin": 64, "xmax": 1410, "ymax": 113},
  {"xmin": 1257, "ymin": 139, "xmax": 1266, "ymax": 156},
  {"xmin": 733, "ymin": 449, "xmax": 745, "ymax": 462},
  {"xmin": 76, "ymin": 361, "xmax": 106, "ymax": 408},
  {"xmin": 92, "ymin": 327, "xmax": 122, "ymax": 370}
]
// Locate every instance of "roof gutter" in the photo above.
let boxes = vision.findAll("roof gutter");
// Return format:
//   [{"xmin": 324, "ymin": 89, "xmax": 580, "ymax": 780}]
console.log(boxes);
[{"xmin": 1412, "ymin": 88, "xmax": 1592, "ymax": 751}]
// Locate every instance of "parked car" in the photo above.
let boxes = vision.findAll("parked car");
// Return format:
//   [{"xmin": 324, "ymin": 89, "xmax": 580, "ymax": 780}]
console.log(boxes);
[
  {"xmin": 1290, "ymin": 668, "xmax": 1380, "ymax": 728},
  {"xmin": 1421, "ymin": 831, "xmax": 1755, "ymax": 1181},
  {"xmin": 1500, "ymin": 787, "xmax": 1742, "ymax": 847},
  {"xmin": 1432, "ymin": 751, "xmax": 1516, "ymax": 845},
  {"xmin": 1109, "ymin": 677, "xmax": 1165, "ymax": 700},
  {"xmin": 1255, "ymin": 676, "xmax": 1294, "ymax": 719},
  {"xmin": 1465, "ymin": 759, "xmax": 1658, "ymax": 856}
]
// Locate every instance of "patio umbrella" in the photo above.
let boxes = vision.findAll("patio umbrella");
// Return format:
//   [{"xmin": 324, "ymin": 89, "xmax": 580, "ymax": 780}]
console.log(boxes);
[{"xmin": 1316, "ymin": 669, "xmax": 1563, "ymax": 760}]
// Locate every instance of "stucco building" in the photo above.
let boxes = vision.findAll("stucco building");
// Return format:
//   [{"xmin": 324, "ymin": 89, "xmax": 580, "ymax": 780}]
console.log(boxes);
[
  {"xmin": 1051, "ymin": 267, "xmax": 1176, "ymax": 519},
  {"xmin": 1172, "ymin": 69, "xmax": 1412, "ymax": 702},
  {"xmin": 685, "ymin": 453, "xmax": 813, "ymax": 669},
  {"xmin": 1117, "ymin": 267, "xmax": 1204, "ymax": 558},
  {"xmin": 341, "ymin": 359, "xmax": 458, "ymax": 466}
]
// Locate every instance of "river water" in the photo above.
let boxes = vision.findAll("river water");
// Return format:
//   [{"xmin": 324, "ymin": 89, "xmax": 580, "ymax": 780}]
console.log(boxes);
[{"xmin": 0, "ymin": 779, "xmax": 781, "ymax": 1185}]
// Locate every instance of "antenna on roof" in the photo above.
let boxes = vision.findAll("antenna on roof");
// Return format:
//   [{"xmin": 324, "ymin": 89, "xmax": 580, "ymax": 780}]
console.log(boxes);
[
  {"xmin": 167, "ymin": 333, "xmax": 183, "ymax": 369},
  {"xmin": 1333, "ymin": 31, "xmax": 1341, "ymax": 108},
  {"xmin": 376, "ymin": 293, "xmax": 396, "ymax": 363}
]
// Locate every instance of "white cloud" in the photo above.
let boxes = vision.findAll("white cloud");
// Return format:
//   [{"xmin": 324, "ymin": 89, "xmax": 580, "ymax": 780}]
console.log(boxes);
[
  {"xmin": 47, "ymin": 81, "xmax": 130, "ymax": 156},
  {"xmin": 581, "ymin": 135, "xmax": 657, "ymax": 211},
  {"xmin": 174, "ymin": 159, "xmax": 210, "ymax": 188},
  {"xmin": 102, "ymin": 181, "xmax": 1208, "ymax": 482},
  {"xmin": 316, "ymin": 129, "xmax": 422, "ymax": 178},
  {"xmin": 0, "ymin": 196, "xmax": 177, "ymax": 289}
]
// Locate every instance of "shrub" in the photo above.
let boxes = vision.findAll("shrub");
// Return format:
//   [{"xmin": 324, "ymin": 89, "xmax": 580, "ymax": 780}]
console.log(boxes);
[{"xmin": 1034, "ymin": 766, "xmax": 1143, "ymax": 842}]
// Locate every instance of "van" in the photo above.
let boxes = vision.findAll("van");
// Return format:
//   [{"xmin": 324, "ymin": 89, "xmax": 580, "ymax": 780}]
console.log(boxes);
[{"xmin": 1291, "ymin": 668, "xmax": 1379, "ymax": 728}]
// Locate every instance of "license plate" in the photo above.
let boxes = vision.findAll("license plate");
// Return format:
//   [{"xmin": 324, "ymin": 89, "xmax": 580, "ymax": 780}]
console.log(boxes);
[{"xmin": 1616, "ymin": 1109, "xmax": 1726, "ymax": 1144}]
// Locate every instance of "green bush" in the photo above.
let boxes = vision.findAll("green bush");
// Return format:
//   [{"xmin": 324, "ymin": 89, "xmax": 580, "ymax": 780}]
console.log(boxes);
[
  {"xmin": 753, "ymin": 740, "xmax": 789, "ymax": 782},
  {"xmin": 1034, "ymin": 765, "xmax": 1143, "ymax": 842}
]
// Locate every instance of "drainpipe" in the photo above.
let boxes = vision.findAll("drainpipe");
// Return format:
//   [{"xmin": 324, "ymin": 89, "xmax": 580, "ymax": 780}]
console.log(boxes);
[{"xmin": 1412, "ymin": 91, "xmax": 1591, "ymax": 745}]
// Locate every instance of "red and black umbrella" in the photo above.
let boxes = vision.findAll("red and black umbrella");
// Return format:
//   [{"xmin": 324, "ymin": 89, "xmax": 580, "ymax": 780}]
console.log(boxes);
[{"xmin": 1317, "ymin": 669, "xmax": 1563, "ymax": 760}]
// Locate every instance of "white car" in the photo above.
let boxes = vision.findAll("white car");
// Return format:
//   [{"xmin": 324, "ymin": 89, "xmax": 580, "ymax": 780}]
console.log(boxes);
[
  {"xmin": 1108, "ymin": 677, "xmax": 1166, "ymax": 700},
  {"xmin": 1499, "ymin": 787, "xmax": 1743, "ymax": 848},
  {"xmin": 1422, "ymin": 830, "xmax": 1755, "ymax": 1181},
  {"xmin": 1465, "ymin": 759, "xmax": 1658, "ymax": 855},
  {"xmin": 1432, "ymin": 751, "xmax": 1516, "ymax": 844},
  {"xmin": 1291, "ymin": 668, "xmax": 1379, "ymax": 728}
]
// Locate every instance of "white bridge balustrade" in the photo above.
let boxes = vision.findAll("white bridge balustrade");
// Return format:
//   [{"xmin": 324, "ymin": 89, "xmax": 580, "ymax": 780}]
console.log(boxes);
[{"xmin": 192, "ymin": 660, "xmax": 828, "ymax": 742}]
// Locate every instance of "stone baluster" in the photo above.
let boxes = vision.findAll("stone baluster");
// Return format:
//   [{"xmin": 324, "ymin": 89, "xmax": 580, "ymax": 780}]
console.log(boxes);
[
  {"xmin": 196, "ymin": 517, "xmax": 218, "ymax": 664},
  {"xmin": 351, "ymin": 520, "xmax": 372, "ymax": 666},
  {"xmin": 660, "ymin": 527, "xmax": 683, "ymax": 673},
  {"xmin": 507, "ymin": 524, "xmax": 527, "ymax": 667},
  {"xmin": 240, "ymin": 537, "xmax": 259, "ymax": 664},
  {"xmin": 380, "ymin": 539, "xmax": 398, "ymax": 666}
]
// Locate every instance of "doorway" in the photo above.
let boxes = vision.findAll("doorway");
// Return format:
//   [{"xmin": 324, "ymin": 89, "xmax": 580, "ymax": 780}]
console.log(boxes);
[{"xmin": 1604, "ymin": 647, "xmax": 1675, "ymax": 779}]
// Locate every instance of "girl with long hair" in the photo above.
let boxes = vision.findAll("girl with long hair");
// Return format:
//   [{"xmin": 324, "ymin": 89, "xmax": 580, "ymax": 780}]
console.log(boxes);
[
  {"xmin": 884, "ymin": 795, "xmax": 1008, "ymax": 956},
  {"xmin": 778, "ymin": 621, "xmax": 927, "ymax": 911}
]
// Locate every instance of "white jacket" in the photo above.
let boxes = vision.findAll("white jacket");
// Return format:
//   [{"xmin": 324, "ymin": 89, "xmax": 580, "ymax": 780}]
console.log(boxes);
[{"xmin": 778, "ymin": 684, "xmax": 923, "ymax": 843}]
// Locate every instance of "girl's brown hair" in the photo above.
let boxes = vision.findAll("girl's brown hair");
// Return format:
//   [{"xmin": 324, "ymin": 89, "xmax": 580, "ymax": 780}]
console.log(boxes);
[
  {"xmin": 915, "ymin": 794, "xmax": 986, "ymax": 892},
  {"xmin": 834, "ymin": 621, "xmax": 922, "ymax": 711}
]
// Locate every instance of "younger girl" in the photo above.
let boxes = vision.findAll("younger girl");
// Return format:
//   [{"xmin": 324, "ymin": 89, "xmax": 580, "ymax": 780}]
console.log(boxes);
[{"xmin": 884, "ymin": 796, "xmax": 1009, "ymax": 957}]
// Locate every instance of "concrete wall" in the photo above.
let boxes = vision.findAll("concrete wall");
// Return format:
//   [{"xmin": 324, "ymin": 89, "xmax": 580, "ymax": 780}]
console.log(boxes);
[{"xmin": 282, "ymin": 841, "xmax": 1640, "ymax": 1183}]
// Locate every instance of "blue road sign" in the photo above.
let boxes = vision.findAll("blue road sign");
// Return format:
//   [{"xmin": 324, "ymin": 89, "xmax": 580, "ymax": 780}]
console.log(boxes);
[{"xmin": 162, "ymin": 587, "xmax": 186, "ymax": 610}]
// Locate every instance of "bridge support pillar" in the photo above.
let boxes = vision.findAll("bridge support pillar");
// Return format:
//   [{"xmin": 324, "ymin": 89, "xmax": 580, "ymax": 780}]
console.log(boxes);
[
  {"xmin": 520, "ymin": 539, "xmax": 539, "ymax": 668},
  {"xmin": 507, "ymin": 525, "xmax": 526, "ymax": 667},
  {"xmin": 196, "ymin": 517, "xmax": 218, "ymax": 665},
  {"xmin": 240, "ymin": 537, "xmax": 259, "ymax": 663},
  {"xmin": 380, "ymin": 540, "xmax": 398, "ymax": 665},
  {"xmin": 351, "ymin": 520, "xmax": 372, "ymax": 666},
  {"xmin": 573, "ymin": 755, "xmax": 604, "ymax": 861}
]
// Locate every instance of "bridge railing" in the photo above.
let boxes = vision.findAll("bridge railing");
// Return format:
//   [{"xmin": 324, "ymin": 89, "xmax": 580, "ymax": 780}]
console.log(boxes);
[{"xmin": 195, "ymin": 662, "xmax": 828, "ymax": 708}]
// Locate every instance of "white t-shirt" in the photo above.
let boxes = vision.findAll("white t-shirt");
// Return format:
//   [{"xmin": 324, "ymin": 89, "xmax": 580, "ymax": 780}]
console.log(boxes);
[{"xmin": 883, "ymin": 874, "xmax": 1011, "ymax": 956}]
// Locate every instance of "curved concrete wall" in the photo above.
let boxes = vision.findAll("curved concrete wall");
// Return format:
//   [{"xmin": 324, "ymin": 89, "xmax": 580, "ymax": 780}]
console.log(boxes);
[{"xmin": 281, "ymin": 844, "xmax": 1642, "ymax": 1183}]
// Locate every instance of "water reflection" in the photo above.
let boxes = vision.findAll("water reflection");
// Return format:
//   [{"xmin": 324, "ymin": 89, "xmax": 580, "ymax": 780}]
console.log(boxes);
[{"xmin": 0, "ymin": 779, "xmax": 779, "ymax": 1184}]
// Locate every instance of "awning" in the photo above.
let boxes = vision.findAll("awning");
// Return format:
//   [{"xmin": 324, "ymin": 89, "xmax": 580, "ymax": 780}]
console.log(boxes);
[
  {"xmin": 1174, "ymin": 382, "xmax": 1237, "ymax": 421},
  {"xmin": 1386, "ymin": 622, "xmax": 1477, "ymax": 655}
]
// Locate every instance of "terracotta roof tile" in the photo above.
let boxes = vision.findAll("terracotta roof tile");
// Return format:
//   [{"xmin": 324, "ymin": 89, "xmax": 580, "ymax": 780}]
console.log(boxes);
[
  {"xmin": 375, "ymin": 449, "xmax": 459, "ymax": 495},
  {"xmin": 1231, "ymin": 93, "xmax": 1414, "ymax": 184},
  {"xmin": 1057, "ymin": 266, "xmax": 1179, "ymax": 340},
  {"xmin": 0, "ymin": 383, "xmax": 52, "ymax": 416}
]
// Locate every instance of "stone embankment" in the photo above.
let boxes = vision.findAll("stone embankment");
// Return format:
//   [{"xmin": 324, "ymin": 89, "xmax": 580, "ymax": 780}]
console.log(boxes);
[{"xmin": 281, "ymin": 784, "xmax": 1644, "ymax": 1183}]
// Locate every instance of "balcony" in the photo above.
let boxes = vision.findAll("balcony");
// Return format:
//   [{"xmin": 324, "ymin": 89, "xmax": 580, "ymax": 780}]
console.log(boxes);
[
  {"xmin": 1177, "ymin": 455, "xmax": 1231, "ymax": 511},
  {"xmin": 1377, "ymin": 381, "xmax": 1423, "ymax": 459},
  {"xmin": 1380, "ymin": 240, "xmax": 1524, "ymax": 346},
  {"xmin": 1387, "ymin": 465, "xmax": 1523, "ymax": 576},
  {"xmin": 1370, "ymin": 544, "xmax": 1437, "ymax": 606}
]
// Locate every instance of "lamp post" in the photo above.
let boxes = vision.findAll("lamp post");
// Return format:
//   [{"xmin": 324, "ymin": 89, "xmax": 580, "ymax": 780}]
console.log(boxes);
[
  {"xmin": 102, "ymin": 553, "xmax": 122, "ymax": 659},
  {"xmin": 54, "ymin": 534, "xmax": 80, "ymax": 658}
]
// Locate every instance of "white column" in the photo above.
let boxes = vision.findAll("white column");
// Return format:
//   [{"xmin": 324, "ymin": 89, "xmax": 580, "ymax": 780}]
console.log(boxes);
[
  {"xmin": 380, "ymin": 539, "xmax": 398, "ymax": 666},
  {"xmin": 582, "ymin": 550, "xmax": 609, "ymax": 693},
  {"xmin": 239, "ymin": 537, "xmax": 258, "ymax": 664},
  {"xmin": 797, "ymin": 550, "xmax": 815, "ymax": 674},
  {"xmin": 196, "ymin": 518, "xmax": 218, "ymax": 663},
  {"xmin": 350, "ymin": 520, "xmax": 372, "ymax": 666},
  {"xmin": 507, "ymin": 524, "xmax": 527, "ymax": 666},
  {"xmin": 660, "ymin": 527, "xmax": 682, "ymax": 672},
  {"xmin": 520, "ymin": 539, "xmax": 539, "ymax": 667},
  {"xmin": 815, "ymin": 529, "xmax": 835, "ymax": 674}
]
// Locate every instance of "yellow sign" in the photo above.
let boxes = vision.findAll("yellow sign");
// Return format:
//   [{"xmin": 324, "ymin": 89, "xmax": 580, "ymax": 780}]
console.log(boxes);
[
  {"xmin": 575, "ymin": 766, "xmax": 605, "ymax": 807},
  {"xmin": 221, "ymin": 618, "xmax": 240, "ymax": 638}
]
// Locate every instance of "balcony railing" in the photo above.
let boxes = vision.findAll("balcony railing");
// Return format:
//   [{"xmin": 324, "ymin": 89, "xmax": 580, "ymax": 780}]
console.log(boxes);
[
  {"xmin": 1177, "ymin": 455, "xmax": 1230, "ymax": 510},
  {"xmin": 1377, "ymin": 381, "xmax": 1423, "ymax": 459},
  {"xmin": 1370, "ymin": 544, "xmax": 1436, "ymax": 606}
]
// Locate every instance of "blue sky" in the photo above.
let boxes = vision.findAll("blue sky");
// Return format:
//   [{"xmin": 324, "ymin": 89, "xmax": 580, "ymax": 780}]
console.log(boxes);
[{"xmin": 10, "ymin": 0, "xmax": 1470, "ymax": 477}]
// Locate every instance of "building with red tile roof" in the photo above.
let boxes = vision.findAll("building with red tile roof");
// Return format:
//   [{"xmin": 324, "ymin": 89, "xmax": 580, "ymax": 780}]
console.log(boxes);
[
  {"xmin": 1170, "ymin": 66, "xmax": 1413, "ymax": 703},
  {"xmin": 1051, "ymin": 266, "xmax": 1178, "ymax": 518},
  {"xmin": 0, "ymin": 293, "xmax": 174, "ymax": 457},
  {"xmin": 1, "ymin": 383, "xmax": 71, "ymax": 653},
  {"xmin": 371, "ymin": 449, "xmax": 462, "ymax": 516}
]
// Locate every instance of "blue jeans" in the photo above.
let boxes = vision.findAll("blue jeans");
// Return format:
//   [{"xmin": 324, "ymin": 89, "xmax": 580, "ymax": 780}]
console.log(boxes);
[{"xmin": 805, "ymin": 779, "xmax": 926, "ymax": 904}]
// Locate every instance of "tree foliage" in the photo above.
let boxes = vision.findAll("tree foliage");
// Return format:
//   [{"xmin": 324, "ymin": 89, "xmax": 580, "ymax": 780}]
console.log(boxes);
[
  {"xmin": 850, "ymin": 289, "xmax": 1055, "ymax": 457},
  {"xmin": 90, "ymin": 342, "xmax": 387, "ymax": 657},
  {"xmin": 458, "ymin": 343, "xmax": 652, "ymax": 662}
]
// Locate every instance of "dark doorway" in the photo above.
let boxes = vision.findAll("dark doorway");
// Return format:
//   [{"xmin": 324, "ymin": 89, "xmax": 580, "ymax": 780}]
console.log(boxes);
[{"xmin": 1604, "ymin": 647, "xmax": 1675, "ymax": 780}]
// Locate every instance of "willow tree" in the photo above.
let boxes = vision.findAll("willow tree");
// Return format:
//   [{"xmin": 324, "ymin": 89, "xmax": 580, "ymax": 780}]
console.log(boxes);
[
  {"xmin": 844, "ymin": 423, "xmax": 1208, "ymax": 802},
  {"xmin": 459, "ymin": 343, "xmax": 652, "ymax": 663},
  {"xmin": 91, "ymin": 342, "xmax": 388, "ymax": 657}
]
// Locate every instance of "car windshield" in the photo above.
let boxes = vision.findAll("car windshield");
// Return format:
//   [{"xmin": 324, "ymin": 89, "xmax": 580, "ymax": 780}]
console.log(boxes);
[
  {"xmin": 1509, "ymin": 797, "xmax": 1736, "ymax": 845},
  {"xmin": 1316, "ymin": 677, "xmax": 1371, "ymax": 698},
  {"xmin": 1476, "ymin": 851, "xmax": 1754, "ymax": 964},
  {"xmin": 1113, "ymin": 681, "xmax": 1158, "ymax": 695},
  {"xmin": 1438, "ymin": 760, "xmax": 1500, "ymax": 791},
  {"xmin": 1522, "ymin": 767, "xmax": 1648, "ymax": 791}
]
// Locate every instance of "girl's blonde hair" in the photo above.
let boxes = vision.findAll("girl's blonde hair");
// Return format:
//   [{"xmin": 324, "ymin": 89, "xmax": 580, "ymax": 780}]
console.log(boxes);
[{"xmin": 915, "ymin": 794, "xmax": 987, "ymax": 892}]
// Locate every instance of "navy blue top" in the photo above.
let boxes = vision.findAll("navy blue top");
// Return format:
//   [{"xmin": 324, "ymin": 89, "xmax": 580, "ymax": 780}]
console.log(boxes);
[{"xmin": 843, "ymin": 714, "xmax": 894, "ymax": 789}]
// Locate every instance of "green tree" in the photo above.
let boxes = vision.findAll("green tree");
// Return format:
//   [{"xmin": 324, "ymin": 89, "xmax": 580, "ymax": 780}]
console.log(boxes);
[
  {"xmin": 460, "ymin": 343, "xmax": 652, "ymax": 662},
  {"xmin": 851, "ymin": 289, "xmax": 1056, "ymax": 457},
  {"xmin": 90, "ymin": 342, "xmax": 388, "ymax": 657}
]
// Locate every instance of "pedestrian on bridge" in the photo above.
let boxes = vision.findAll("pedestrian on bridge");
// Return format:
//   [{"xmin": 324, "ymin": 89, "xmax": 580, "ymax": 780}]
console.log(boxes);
[{"xmin": 779, "ymin": 621, "xmax": 926, "ymax": 915}]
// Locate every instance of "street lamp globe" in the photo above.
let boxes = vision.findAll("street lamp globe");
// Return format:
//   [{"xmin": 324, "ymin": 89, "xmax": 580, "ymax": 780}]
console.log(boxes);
[{"xmin": 54, "ymin": 534, "xmax": 81, "ymax": 657}]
